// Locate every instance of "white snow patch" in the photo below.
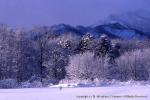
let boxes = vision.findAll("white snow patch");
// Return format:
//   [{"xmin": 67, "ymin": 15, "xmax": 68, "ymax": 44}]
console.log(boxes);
[
  {"xmin": 50, "ymin": 83, "xmax": 78, "ymax": 88},
  {"xmin": 0, "ymin": 86, "xmax": 150, "ymax": 100}
]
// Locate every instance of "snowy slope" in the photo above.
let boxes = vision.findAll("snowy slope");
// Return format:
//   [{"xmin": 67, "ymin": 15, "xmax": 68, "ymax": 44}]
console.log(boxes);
[{"xmin": 0, "ymin": 86, "xmax": 149, "ymax": 100}]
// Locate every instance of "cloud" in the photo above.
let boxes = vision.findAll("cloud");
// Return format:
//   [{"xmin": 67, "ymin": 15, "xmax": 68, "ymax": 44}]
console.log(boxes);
[{"xmin": 0, "ymin": 0, "xmax": 149, "ymax": 28}]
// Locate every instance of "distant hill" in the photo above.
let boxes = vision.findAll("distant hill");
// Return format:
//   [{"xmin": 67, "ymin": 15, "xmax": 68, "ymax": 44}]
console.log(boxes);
[{"xmin": 48, "ymin": 22, "xmax": 150, "ymax": 39}]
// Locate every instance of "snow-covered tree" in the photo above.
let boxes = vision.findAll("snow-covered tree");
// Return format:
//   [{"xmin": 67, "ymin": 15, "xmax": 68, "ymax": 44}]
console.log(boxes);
[
  {"xmin": 67, "ymin": 52, "xmax": 107, "ymax": 80},
  {"xmin": 0, "ymin": 25, "xmax": 17, "ymax": 80},
  {"xmin": 43, "ymin": 41, "xmax": 68, "ymax": 81},
  {"xmin": 94, "ymin": 34, "xmax": 111, "ymax": 58},
  {"xmin": 31, "ymin": 27, "xmax": 51, "ymax": 82},
  {"xmin": 57, "ymin": 33, "xmax": 80, "ymax": 55},
  {"xmin": 108, "ymin": 42, "xmax": 121, "ymax": 63},
  {"xmin": 15, "ymin": 28, "xmax": 37, "ymax": 82},
  {"xmin": 76, "ymin": 33, "xmax": 94, "ymax": 53},
  {"xmin": 116, "ymin": 49, "xmax": 150, "ymax": 81}
]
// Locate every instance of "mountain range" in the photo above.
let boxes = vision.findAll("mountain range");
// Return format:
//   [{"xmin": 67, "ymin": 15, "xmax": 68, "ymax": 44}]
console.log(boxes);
[{"xmin": 49, "ymin": 22, "xmax": 150, "ymax": 39}]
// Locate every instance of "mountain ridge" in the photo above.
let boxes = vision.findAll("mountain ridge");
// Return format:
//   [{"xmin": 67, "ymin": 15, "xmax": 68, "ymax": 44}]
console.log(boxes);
[{"xmin": 49, "ymin": 22, "xmax": 150, "ymax": 39}]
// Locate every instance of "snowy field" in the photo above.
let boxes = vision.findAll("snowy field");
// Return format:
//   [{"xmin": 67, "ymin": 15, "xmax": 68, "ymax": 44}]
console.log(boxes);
[{"xmin": 0, "ymin": 86, "xmax": 149, "ymax": 100}]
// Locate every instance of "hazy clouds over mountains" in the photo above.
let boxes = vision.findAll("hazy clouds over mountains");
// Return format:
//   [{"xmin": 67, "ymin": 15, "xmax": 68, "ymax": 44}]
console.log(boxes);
[{"xmin": 0, "ymin": 0, "xmax": 149, "ymax": 28}]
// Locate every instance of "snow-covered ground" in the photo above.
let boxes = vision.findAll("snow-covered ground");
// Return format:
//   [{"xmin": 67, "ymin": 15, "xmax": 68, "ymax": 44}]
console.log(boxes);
[{"xmin": 0, "ymin": 85, "xmax": 149, "ymax": 100}]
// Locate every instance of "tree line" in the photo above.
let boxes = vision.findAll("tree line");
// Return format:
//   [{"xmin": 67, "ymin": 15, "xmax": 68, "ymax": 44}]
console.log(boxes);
[{"xmin": 0, "ymin": 25, "xmax": 150, "ymax": 86}]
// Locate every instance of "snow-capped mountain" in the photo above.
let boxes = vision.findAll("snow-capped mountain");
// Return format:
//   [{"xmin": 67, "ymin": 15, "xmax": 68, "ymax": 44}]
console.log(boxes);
[
  {"xmin": 104, "ymin": 10, "xmax": 150, "ymax": 35},
  {"xmin": 94, "ymin": 22, "xmax": 150, "ymax": 39},
  {"xmin": 44, "ymin": 11, "xmax": 150, "ymax": 39},
  {"xmin": 49, "ymin": 22, "xmax": 150, "ymax": 39}
]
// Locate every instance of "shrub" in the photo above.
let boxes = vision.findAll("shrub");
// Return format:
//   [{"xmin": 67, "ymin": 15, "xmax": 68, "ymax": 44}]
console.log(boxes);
[
  {"xmin": 66, "ymin": 52, "xmax": 106, "ymax": 80},
  {"xmin": 116, "ymin": 48, "xmax": 150, "ymax": 81},
  {"xmin": 0, "ymin": 79, "xmax": 18, "ymax": 89}
]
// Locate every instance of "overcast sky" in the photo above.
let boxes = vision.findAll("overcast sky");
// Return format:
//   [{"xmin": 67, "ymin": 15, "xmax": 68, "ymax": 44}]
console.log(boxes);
[{"xmin": 0, "ymin": 0, "xmax": 149, "ymax": 28}]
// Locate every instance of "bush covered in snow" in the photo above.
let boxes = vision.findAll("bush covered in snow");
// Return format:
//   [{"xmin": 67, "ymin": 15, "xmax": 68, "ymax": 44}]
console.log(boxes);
[
  {"xmin": 116, "ymin": 48, "xmax": 150, "ymax": 81},
  {"xmin": 52, "ymin": 78, "xmax": 150, "ymax": 88},
  {"xmin": 0, "ymin": 79, "xmax": 18, "ymax": 89},
  {"xmin": 20, "ymin": 81, "xmax": 43, "ymax": 88},
  {"xmin": 66, "ymin": 47, "xmax": 150, "ymax": 82},
  {"xmin": 66, "ymin": 52, "xmax": 107, "ymax": 80}
]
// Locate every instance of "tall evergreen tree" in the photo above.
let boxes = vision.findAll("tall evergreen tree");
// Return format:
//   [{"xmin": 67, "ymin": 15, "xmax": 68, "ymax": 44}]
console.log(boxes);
[
  {"xmin": 76, "ymin": 33, "xmax": 94, "ymax": 53},
  {"xmin": 94, "ymin": 34, "xmax": 111, "ymax": 58}
]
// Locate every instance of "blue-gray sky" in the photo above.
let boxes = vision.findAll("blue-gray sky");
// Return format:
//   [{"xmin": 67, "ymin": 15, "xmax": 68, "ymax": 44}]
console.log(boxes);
[{"xmin": 0, "ymin": 0, "xmax": 149, "ymax": 28}]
